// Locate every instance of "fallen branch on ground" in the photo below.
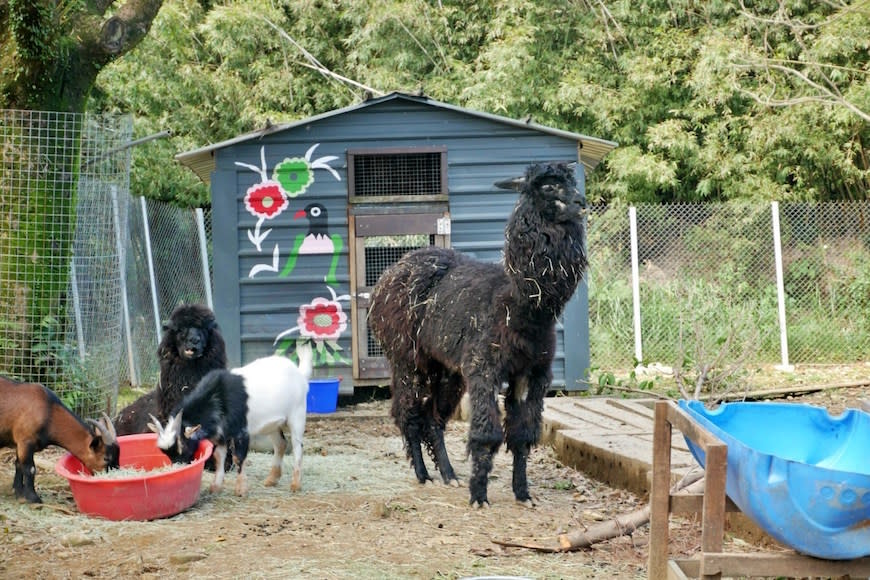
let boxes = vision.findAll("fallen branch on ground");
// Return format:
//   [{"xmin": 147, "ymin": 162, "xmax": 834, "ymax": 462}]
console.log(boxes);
[
  {"xmin": 493, "ymin": 470, "xmax": 705, "ymax": 553},
  {"xmin": 711, "ymin": 379, "xmax": 870, "ymax": 402},
  {"xmin": 32, "ymin": 503, "xmax": 78, "ymax": 516}
]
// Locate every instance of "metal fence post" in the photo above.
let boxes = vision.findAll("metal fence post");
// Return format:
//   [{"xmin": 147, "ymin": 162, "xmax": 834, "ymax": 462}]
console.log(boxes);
[
  {"xmin": 141, "ymin": 196, "xmax": 162, "ymax": 346},
  {"xmin": 69, "ymin": 261, "xmax": 86, "ymax": 360},
  {"xmin": 113, "ymin": 186, "xmax": 138, "ymax": 387},
  {"xmin": 628, "ymin": 206, "xmax": 643, "ymax": 364},
  {"xmin": 629, "ymin": 206, "xmax": 643, "ymax": 365},
  {"xmin": 771, "ymin": 201, "xmax": 794, "ymax": 371},
  {"xmin": 196, "ymin": 208, "xmax": 213, "ymax": 310}
]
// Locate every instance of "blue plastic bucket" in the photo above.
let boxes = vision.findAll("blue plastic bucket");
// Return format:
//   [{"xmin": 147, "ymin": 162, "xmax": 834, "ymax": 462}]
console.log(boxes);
[{"xmin": 307, "ymin": 378, "xmax": 339, "ymax": 413}]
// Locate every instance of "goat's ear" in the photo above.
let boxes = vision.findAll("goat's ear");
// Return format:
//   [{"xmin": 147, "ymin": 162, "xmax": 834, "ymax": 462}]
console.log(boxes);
[
  {"xmin": 184, "ymin": 424, "xmax": 202, "ymax": 439},
  {"xmin": 84, "ymin": 420, "xmax": 101, "ymax": 451},
  {"xmin": 494, "ymin": 175, "xmax": 526, "ymax": 192},
  {"xmin": 85, "ymin": 418, "xmax": 106, "ymax": 448}
]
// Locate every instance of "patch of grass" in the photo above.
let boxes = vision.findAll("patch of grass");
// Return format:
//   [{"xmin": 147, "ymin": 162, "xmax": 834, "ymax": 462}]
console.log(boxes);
[{"xmin": 116, "ymin": 383, "xmax": 154, "ymax": 408}]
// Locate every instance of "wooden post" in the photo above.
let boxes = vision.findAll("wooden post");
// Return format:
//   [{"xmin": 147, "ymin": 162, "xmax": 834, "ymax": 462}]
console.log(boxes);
[
  {"xmin": 648, "ymin": 401, "xmax": 673, "ymax": 579},
  {"xmin": 699, "ymin": 442, "xmax": 727, "ymax": 579}
]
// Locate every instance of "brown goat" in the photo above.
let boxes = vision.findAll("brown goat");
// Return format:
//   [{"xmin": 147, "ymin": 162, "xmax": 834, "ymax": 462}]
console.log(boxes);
[{"xmin": 0, "ymin": 376, "xmax": 120, "ymax": 503}]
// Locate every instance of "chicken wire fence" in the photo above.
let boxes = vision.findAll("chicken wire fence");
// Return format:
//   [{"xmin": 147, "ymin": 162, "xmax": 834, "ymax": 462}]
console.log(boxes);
[
  {"xmin": 0, "ymin": 109, "xmax": 211, "ymax": 417},
  {"xmin": 587, "ymin": 201, "xmax": 870, "ymax": 371},
  {"xmin": 1, "ymin": 110, "xmax": 132, "ymax": 416}
]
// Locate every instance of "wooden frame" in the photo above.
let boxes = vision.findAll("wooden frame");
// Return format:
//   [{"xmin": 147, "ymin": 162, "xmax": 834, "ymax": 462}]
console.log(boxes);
[
  {"xmin": 347, "ymin": 210, "xmax": 450, "ymax": 384},
  {"xmin": 649, "ymin": 400, "xmax": 870, "ymax": 579},
  {"xmin": 347, "ymin": 146, "xmax": 448, "ymax": 204}
]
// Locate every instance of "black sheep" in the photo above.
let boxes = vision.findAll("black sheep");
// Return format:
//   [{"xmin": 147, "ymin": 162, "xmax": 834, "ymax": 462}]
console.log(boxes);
[
  {"xmin": 368, "ymin": 162, "xmax": 587, "ymax": 507},
  {"xmin": 115, "ymin": 304, "xmax": 227, "ymax": 435}
]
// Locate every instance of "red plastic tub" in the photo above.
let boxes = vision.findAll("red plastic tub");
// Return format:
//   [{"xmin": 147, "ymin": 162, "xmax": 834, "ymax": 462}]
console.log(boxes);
[{"xmin": 55, "ymin": 433, "xmax": 213, "ymax": 521}]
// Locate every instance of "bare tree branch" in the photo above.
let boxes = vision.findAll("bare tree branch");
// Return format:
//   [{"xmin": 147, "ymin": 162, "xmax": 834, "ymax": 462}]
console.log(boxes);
[
  {"xmin": 492, "ymin": 469, "xmax": 706, "ymax": 552},
  {"xmin": 734, "ymin": 61, "xmax": 870, "ymax": 124},
  {"xmin": 261, "ymin": 16, "xmax": 385, "ymax": 98},
  {"xmin": 732, "ymin": 0, "xmax": 870, "ymax": 123}
]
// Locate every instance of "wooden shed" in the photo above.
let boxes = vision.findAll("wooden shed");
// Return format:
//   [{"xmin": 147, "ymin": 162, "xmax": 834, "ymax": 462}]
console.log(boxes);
[{"xmin": 176, "ymin": 92, "xmax": 616, "ymax": 394}]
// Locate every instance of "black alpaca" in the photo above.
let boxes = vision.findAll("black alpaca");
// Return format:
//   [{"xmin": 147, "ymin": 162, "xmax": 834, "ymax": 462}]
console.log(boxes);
[
  {"xmin": 368, "ymin": 162, "xmax": 587, "ymax": 507},
  {"xmin": 115, "ymin": 304, "xmax": 227, "ymax": 435}
]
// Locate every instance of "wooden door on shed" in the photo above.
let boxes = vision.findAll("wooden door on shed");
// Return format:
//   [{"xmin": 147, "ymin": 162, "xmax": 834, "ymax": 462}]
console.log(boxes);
[
  {"xmin": 346, "ymin": 146, "xmax": 450, "ymax": 385},
  {"xmin": 349, "ymin": 212, "xmax": 451, "ymax": 384}
]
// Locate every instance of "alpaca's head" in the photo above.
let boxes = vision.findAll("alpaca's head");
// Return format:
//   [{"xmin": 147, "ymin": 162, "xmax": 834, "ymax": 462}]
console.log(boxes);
[
  {"xmin": 159, "ymin": 303, "xmax": 225, "ymax": 362},
  {"xmin": 495, "ymin": 162, "xmax": 588, "ymax": 313},
  {"xmin": 495, "ymin": 163, "xmax": 584, "ymax": 223}
]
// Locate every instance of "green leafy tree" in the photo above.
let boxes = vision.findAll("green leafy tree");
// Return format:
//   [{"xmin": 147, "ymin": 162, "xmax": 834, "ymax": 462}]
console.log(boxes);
[{"xmin": 91, "ymin": 0, "xmax": 869, "ymax": 208}]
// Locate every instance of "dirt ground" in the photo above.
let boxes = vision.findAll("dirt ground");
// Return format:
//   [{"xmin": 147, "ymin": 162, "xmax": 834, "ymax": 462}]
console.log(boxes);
[{"xmin": 2, "ymin": 375, "xmax": 869, "ymax": 580}]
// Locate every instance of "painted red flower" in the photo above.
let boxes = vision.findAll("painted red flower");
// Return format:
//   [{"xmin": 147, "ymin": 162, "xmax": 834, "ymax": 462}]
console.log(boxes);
[
  {"xmin": 244, "ymin": 180, "xmax": 288, "ymax": 219},
  {"xmin": 298, "ymin": 298, "xmax": 347, "ymax": 340}
]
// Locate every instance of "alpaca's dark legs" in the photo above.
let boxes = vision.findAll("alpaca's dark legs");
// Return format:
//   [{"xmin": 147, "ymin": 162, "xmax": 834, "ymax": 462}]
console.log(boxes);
[
  {"xmin": 466, "ymin": 375, "xmax": 503, "ymax": 507},
  {"xmin": 422, "ymin": 410, "xmax": 456, "ymax": 485},
  {"xmin": 406, "ymin": 405, "xmax": 432, "ymax": 483},
  {"xmin": 504, "ymin": 369, "xmax": 550, "ymax": 505},
  {"xmin": 421, "ymin": 372, "xmax": 464, "ymax": 486},
  {"xmin": 390, "ymin": 369, "xmax": 432, "ymax": 483},
  {"xmin": 468, "ymin": 437, "xmax": 501, "ymax": 506}
]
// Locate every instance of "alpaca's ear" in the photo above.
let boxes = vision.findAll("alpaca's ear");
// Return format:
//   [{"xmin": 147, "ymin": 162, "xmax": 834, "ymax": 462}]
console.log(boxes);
[{"xmin": 494, "ymin": 175, "xmax": 526, "ymax": 191}]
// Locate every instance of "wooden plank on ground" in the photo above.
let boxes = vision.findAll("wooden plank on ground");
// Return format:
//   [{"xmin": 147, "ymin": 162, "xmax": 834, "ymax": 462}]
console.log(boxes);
[
  {"xmin": 553, "ymin": 429, "xmax": 698, "ymax": 494},
  {"xmin": 606, "ymin": 397, "xmax": 657, "ymax": 420},
  {"xmin": 543, "ymin": 398, "xmax": 654, "ymax": 434},
  {"xmin": 543, "ymin": 397, "xmax": 704, "ymax": 493},
  {"xmin": 700, "ymin": 552, "xmax": 870, "ymax": 578}
]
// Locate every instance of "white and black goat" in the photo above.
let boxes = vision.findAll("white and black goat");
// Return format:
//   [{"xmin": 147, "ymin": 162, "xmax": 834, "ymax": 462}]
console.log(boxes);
[
  {"xmin": 0, "ymin": 376, "xmax": 119, "ymax": 503},
  {"xmin": 231, "ymin": 343, "xmax": 313, "ymax": 492},
  {"xmin": 149, "ymin": 369, "xmax": 250, "ymax": 495}
]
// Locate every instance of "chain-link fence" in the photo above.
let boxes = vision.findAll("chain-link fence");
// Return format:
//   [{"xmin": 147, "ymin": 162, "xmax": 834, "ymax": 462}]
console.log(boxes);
[
  {"xmin": 0, "ymin": 109, "xmax": 212, "ymax": 416},
  {"xmin": 122, "ymin": 200, "xmax": 212, "ymax": 392},
  {"xmin": 587, "ymin": 202, "xmax": 870, "ymax": 371}
]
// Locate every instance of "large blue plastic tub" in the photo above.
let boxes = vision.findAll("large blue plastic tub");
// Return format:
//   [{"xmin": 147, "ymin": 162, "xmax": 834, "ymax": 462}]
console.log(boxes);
[{"xmin": 679, "ymin": 399, "xmax": 870, "ymax": 560}]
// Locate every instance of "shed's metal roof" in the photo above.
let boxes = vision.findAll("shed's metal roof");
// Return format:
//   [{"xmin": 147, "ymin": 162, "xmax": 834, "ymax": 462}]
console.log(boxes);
[{"xmin": 175, "ymin": 92, "xmax": 617, "ymax": 186}]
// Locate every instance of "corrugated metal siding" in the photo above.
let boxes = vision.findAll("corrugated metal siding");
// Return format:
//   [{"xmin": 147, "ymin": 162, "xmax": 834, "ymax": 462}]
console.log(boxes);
[{"xmin": 211, "ymin": 98, "xmax": 589, "ymax": 389}]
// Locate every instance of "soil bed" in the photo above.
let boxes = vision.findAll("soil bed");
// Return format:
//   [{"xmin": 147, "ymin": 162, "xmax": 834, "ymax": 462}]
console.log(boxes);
[{"xmin": 2, "ymin": 378, "xmax": 869, "ymax": 579}]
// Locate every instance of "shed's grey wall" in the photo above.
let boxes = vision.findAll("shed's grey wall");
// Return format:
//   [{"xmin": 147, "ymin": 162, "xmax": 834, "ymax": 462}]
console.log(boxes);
[{"xmin": 210, "ymin": 98, "xmax": 590, "ymax": 389}]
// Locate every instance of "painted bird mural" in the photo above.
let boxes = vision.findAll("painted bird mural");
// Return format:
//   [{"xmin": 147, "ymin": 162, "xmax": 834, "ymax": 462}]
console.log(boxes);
[{"xmin": 280, "ymin": 202, "xmax": 343, "ymax": 284}]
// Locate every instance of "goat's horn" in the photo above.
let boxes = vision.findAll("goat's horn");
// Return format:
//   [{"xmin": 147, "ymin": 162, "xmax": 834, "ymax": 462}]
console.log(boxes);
[
  {"xmin": 147, "ymin": 414, "xmax": 164, "ymax": 434},
  {"xmin": 86, "ymin": 416, "xmax": 116, "ymax": 445},
  {"xmin": 100, "ymin": 412, "xmax": 117, "ymax": 443},
  {"xmin": 85, "ymin": 417, "xmax": 113, "ymax": 445}
]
